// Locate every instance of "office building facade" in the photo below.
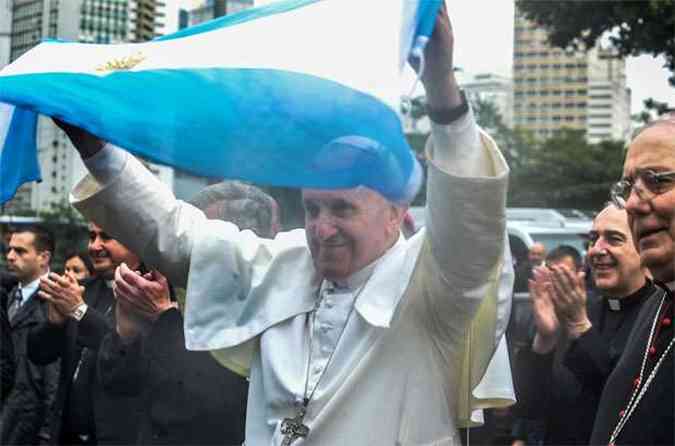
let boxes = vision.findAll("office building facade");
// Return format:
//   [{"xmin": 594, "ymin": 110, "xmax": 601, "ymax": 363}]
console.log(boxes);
[{"xmin": 512, "ymin": 10, "xmax": 631, "ymax": 143}]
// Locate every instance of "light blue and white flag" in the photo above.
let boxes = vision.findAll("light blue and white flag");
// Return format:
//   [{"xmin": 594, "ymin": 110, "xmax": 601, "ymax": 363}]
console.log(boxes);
[{"xmin": 0, "ymin": 0, "xmax": 442, "ymax": 204}]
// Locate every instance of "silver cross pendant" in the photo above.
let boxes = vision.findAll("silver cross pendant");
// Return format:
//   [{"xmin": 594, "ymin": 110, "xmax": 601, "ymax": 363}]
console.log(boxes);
[{"xmin": 280, "ymin": 406, "xmax": 310, "ymax": 446}]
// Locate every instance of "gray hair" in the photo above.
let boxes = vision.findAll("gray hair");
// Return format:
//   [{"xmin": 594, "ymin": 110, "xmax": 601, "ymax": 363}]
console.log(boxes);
[{"xmin": 188, "ymin": 181, "xmax": 279, "ymax": 238}]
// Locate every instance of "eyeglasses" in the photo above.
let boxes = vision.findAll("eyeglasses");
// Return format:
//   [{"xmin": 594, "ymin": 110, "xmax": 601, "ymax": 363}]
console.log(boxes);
[{"xmin": 610, "ymin": 169, "xmax": 675, "ymax": 208}]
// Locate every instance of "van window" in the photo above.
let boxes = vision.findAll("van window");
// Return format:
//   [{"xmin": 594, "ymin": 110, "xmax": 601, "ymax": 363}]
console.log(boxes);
[{"xmin": 531, "ymin": 233, "xmax": 588, "ymax": 255}]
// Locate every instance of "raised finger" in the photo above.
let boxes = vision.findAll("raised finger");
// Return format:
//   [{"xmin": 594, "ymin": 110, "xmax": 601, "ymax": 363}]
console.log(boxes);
[
  {"xmin": 119, "ymin": 263, "xmax": 154, "ymax": 291},
  {"xmin": 552, "ymin": 266, "xmax": 576, "ymax": 295},
  {"xmin": 114, "ymin": 267, "xmax": 143, "ymax": 302},
  {"xmin": 50, "ymin": 272, "xmax": 74, "ymax": 288},
  {"xmin": 38, "ymin": 290, "xmax": 57, "ymax": 302}
]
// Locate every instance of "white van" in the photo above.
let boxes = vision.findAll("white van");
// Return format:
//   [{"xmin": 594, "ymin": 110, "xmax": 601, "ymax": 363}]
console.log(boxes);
[
  {"xmin": 506, "ymin": 208, "xmax": 592, "ymax": 266},
  {"xmin": 406, "ymin": 206, "xmax": 592, "ymax": 265}
]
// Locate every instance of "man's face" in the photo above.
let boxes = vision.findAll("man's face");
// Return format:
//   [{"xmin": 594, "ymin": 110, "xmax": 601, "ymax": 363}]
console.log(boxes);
[
  {"xmin": 302, "ymin": 188, "xmax": 405, "ymax": 281},
  {"xmin": 6, "ymin": 232, "xmax": 48, "ymax": 284},
  {"xmin": 587, "ymin": 207, "xmax": 645, "ymax": 297},
  {"xmin": 623, "ymin": 125, "xmax": 675, "ymax": 283},
  {"xmin": 88, "ymin": 223, "xmax": 140, "ymax": 279},
  {"xmin": 528, "ymin": 243, "xmax": 546, "ymax": 265},
  {"xmin": 546, "ymin": 256, "xmax": 578, "ymax": 274}
]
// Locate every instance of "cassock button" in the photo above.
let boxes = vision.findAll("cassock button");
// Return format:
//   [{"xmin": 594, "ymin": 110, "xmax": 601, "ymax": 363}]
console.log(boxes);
[
  {"xmin": 649, "ymin": 346, "xmax": 657, "ymax": 355},
  {"xmin": 662, "ymin": 317, "xmax": 671, "ymax": 327},
  {"xmin": 633, "ymin": 377, "xmax": 641, "ymax": 388},
  {"xmin": 619, "ymin": 409, "xmax": 625, "ymax": 417}
]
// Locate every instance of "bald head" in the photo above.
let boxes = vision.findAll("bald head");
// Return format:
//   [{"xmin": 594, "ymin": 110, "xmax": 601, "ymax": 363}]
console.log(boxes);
[
  {"xmin": 623, "ymin": 117, "xmax": 675, "ymax": 283},
  {"xmin": 528, "ymin": 242, "xmax": 546, "ymax": 266}
]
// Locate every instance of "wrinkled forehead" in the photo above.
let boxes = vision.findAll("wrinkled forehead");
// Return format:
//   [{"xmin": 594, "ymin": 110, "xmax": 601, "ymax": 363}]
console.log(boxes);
[
  {"xmin": 301, "ymin": 187, "xmax": 388, "ymax": 206},
  {"xmin": 624, "ymin": 125, "xmax": 675, "ymax": 176}
]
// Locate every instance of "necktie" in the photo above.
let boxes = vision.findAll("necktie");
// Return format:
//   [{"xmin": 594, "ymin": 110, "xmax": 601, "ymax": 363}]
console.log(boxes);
[{"xmin": 8, "ymin": 288, "xmax": 23, "ymax": 321}]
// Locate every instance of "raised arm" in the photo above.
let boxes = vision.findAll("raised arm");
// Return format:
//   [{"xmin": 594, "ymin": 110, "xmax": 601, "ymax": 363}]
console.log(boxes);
[{"xmin": 420, "ymin": 4, "xmax": 509, "ymax": 336}]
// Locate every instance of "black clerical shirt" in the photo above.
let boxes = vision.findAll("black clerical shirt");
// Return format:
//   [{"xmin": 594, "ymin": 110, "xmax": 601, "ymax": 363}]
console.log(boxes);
[
  {"xmin": 513, "ymin": 280, "xmax": 658, "ymax": 445},
  {"xmin": 590, "ymin": 284, "xmax": 673, "ymax": 446}
]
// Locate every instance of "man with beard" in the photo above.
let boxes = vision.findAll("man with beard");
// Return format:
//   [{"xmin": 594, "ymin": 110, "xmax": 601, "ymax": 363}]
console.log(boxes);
[
  {"xmin": 588, "ymin": 116, "xmax": 675, "ymax": 445},
  {"xmin": 28, "ymin": 222, "xmax": 142, "ymax": 445},
  {"xmin": 512, "ymin": 205, "xmax": 657, "ymax": 445}
]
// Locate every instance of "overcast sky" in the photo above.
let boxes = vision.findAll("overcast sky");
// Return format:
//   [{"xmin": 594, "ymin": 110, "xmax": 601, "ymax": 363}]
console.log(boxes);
[{"xmin": 165, "ymin": 0, "xmax": 675, "ymax": 114}]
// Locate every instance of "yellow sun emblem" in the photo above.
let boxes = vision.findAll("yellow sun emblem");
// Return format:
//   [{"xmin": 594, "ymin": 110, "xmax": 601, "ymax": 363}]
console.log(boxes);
[{"xmin": 96, "ymin": 52, "xmax": 146, "ymax": 73}]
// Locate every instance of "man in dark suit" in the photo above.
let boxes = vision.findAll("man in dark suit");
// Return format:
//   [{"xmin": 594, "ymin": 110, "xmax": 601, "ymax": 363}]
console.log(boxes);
[
  {"xmin": 98, "ymin": 181, "xmax": 279, "ymax": 445},
  {"xmin": 28, "ymin": 222, "xmax": 141, "ymax": 445},
  {"xmin": 1, "ymin": 226, "xmax": 60, "ymax": 445}
]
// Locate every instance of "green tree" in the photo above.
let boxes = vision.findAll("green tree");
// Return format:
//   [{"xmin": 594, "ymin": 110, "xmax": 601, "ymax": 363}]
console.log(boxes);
[
  {"xmin": 517, "ymin": 0, "xmax": 675, "ymax": 89},
  {"xmin": 509, "ymin": 129, "xmax": 626, "ymax": 209},
  {"xmin": 39, "ymin": 200, "xmax": 88, "ymax": 270}
]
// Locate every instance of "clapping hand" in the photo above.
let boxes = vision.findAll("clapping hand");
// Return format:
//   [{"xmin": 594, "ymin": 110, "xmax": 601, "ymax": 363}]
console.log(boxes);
[
  {"xmin": 112, "ymin": 263, "xmax": 174, "ymax": 341},
  {"xmin": 529, "ymin": 266, "xmax": 560, "ymax": 353},
  {"xmin": 38, "ymin": 272, "xmax": 85, "ymax": 326},
  {"xmin": 548, "ymin": 265, "xmax": 592, "ymax": 339}
]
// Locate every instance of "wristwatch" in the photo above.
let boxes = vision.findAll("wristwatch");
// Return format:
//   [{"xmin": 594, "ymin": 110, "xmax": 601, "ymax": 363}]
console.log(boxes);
[
  {"xmin": 70, "ymin": 303, "xmax": 88, "ymax": 321},
  {"xmin": 426, "ymin": 90, "xmax": 469, "ymax": 125}
]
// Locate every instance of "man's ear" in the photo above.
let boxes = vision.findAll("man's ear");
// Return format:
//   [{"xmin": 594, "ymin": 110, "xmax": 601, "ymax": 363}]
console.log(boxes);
[
  {"xmin": 389, "ymin": 205, "xmax": 408, "ymax": 234},
  {"xmin": 40, "ymin": 250, "xmax": 52, "ymax": 269}
]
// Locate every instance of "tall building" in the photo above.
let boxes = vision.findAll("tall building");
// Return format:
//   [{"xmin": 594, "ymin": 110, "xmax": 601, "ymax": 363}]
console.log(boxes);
[
  {"xmin": 3, "ymin": 0, "xmax": 171, "ymax": 214},
  {"xmin": 129, "ymin": 0, "xmax": 165, "ymax": 42},
  {"xmin": 512, "ymin": 9, "xmax": 631, "ymax": 143},
  {"xmin": 461, "ymin": 72, "xmax": 514, "ymax": 129},
  {"xmin": 0, "ymin": 0, "xmax": 11, "ymax": 68},
  {"xmin": 181, "ymin": 0, "xmax": 254, "ymax": 28}
]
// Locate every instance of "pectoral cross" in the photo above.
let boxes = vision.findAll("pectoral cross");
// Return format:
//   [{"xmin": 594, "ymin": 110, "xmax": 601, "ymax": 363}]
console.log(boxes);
[{"xmin": 280, "ymin": 404, "xmax": 310, "ymax": 445}]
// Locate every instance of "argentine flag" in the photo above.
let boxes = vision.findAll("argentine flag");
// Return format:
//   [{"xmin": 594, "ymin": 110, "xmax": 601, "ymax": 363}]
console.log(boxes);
[{"xmin": 0, "ymin": 0, "xmax": 442, "ymax": 205}]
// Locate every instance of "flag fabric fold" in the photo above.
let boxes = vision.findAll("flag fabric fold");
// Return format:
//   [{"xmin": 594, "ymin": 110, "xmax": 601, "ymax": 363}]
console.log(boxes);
[{"xmin": 0, "ymin": 0, "xmax": 442, "ymax": 204}]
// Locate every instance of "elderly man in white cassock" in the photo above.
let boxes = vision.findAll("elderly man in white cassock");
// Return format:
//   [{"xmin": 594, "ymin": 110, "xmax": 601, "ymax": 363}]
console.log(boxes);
[{"xmin": 57, "ymin": 5, "xmax": 513, "ymax": 446}]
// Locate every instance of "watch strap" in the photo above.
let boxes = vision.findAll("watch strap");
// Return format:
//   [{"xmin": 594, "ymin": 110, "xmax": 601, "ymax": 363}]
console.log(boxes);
[
  {"xmin": 426, "ymin": 90, "xmax": 469, "ymax": 125},
  {"xmin": 71, "ymin": 303, "xmax": 88, "ymax": 321}
]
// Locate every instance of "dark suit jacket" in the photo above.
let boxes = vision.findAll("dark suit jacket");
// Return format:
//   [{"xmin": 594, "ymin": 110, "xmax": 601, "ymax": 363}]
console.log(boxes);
[
  {"xmin": 1, "ymin": 287, "xmax": 60, "ymax": 445},
  {"xmin": 98, "ymin": 308, "xmax": 248, "ymax": 445},
  {"xmin": 27, "ymin": 276, "xmax": 139, "ymax": 445},
  {"xmin": 0, "ymin": 289, "xmax": 15, "ymax": 408}
]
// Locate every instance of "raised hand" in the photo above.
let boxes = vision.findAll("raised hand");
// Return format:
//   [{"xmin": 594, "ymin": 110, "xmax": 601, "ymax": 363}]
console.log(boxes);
[
  {"xmin": 418, "ymin": 2, "xmax": 463, "ymax": 111},
  {"xmin": 113, "ymin": 263, "xmax": 173, "ymax": 322},
  {"xmin": 53, "ymin": 118, "xmax": 105, "ymax": 159},
  {"xmin": 548, "ymin": 265, "xmax": 592, "ymax": 339},
  {"xmin": 38, "ymin": 272, "xmax": 85, "ymax": 324},
  {"xmin": 529, "ymin": 266, "xmax": 560, "ymax": 353}
]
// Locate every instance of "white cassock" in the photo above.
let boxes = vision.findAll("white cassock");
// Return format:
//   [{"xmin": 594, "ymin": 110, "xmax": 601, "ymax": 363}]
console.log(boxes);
[{"xmin": 71, "ymin": 109, "xmax": 513, "ymax": 445}]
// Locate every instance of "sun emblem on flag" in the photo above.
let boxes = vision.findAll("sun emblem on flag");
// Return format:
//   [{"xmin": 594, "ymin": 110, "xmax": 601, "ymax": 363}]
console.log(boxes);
[{"xmin": 96, "ymin": 52, "xmax": 146, "ymax": 73}]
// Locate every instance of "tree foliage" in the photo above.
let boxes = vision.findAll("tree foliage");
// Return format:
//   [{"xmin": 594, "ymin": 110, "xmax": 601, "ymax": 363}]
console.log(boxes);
[
  {"xmin": 509, "ymin": 129, "xmax": 626, "ymax": 209},
  {"xmin": 469, "ymin": 96, "xmax": 626, "ymax": 210},
  {"xmin": 517, "ymin": 0, "xmax": 675, "ymax": 87},
  {"xmin": 38, "ymin": 200, "xmax": 88, "ymax": 270}
]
